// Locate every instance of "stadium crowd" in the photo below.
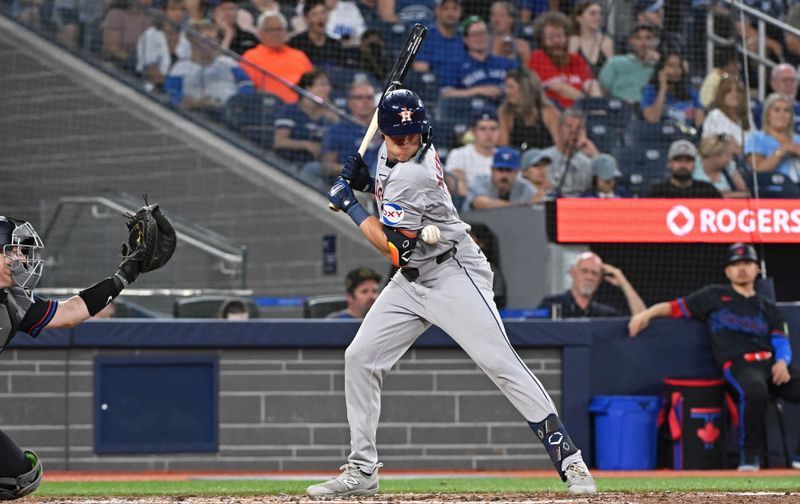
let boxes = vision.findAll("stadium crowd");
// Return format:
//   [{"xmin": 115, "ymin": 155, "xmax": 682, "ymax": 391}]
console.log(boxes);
[{"xmin": 8, "ymin": 0, "xmax": 800, "ymax": 201}]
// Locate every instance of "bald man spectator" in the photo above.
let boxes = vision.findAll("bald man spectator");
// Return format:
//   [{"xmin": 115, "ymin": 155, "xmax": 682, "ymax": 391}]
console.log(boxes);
[
  {"xmin": 241, "ymin": 11, "xmax": 313, "ymax": 103},
  {"xmin": 752, "ymin": 64, "xmax": 800, "ymax": 133},
  {"xmin": 536, "ymin": 252, "xmax": 646, "ymax": 318}
]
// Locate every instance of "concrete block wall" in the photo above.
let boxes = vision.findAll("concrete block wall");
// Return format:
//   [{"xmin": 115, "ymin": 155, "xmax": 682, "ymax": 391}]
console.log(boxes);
[{"xmin": 1, "ymin": 347, "xmax": 562, "ymax": 471}]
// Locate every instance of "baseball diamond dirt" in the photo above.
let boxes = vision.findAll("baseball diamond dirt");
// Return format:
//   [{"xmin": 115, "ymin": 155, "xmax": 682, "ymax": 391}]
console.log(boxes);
[{"xmin": 26, "ymin": 493, "xmax": 800, "ymax": 504}]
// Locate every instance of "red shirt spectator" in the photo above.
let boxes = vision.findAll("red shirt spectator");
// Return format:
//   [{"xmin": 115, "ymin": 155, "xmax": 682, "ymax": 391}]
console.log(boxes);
[{"xmin": 529, "ymin": 50, "xmax": 594, "ymax": 109}]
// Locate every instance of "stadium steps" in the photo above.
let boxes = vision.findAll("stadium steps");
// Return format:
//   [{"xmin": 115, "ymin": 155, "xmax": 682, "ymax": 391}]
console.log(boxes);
[{"xmin": 0, "ymin": 16, "xmax": 386, "ymax": 311}]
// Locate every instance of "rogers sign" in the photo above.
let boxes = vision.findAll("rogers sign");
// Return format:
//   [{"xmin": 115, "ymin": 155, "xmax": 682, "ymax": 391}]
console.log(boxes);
[{"xmin": 556, "ymin": 199, "xmax": 800, "ymax": 243}]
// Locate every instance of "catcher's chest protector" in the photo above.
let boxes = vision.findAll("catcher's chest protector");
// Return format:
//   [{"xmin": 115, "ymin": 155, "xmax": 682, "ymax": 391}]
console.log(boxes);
[{"xmin": 0, "ymin": 288, "xmax": 30, "ymax": 352}]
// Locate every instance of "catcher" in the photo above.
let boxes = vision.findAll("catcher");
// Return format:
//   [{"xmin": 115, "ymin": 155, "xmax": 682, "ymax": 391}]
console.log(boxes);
[{"xmin": 0, "ymin": 204, "xmax": 176, "ymax": 500}]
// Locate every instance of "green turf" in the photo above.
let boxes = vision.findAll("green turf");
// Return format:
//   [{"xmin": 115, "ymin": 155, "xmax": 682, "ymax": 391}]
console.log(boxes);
[{"xmin": 34, "ymin": 477, "xmax": 800, "ymax": 496}]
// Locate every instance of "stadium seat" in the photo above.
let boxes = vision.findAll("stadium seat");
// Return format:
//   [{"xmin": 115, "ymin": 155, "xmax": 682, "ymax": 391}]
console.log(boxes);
[
  {"xmin": 585, "ymin": 116, "xmax": 617, "ymax": 154},
  {"xmin": 576, "ymin": 97, "xmax": 634, "ymax": 131},
  {"xmin": 434, "ymin": 97, "xmax": 489, "ymax": 149},
  {"xmin": 748, "ymin": 172, "xmax": 800, "ymax": 198},
  {"xmin": 173, "ymin": 296, "xmax": 260, "ymax": 318},
  {"xmin": 627, "ymin": 119, "xmax": 694, "ymax": 151},
  {"xmin": 303, "ymin": 295, "xmax": 348, "ymax": 318},
  {"xmin": 222, "ymin": 92, "xmax": 281, "ymax": 149},
  {"xmin": 614, "ymin": 145, "xmax": 668, "ymax": 196},
  {"xmin": 403, "ymin": 70, "xmax": 439, "ymax": 106}
]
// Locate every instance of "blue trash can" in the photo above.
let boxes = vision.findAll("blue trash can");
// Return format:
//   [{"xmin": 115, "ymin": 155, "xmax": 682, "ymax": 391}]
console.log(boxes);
[{"xmin": 589, "ymin": 395, "xmax": 661, "ymax": 470}]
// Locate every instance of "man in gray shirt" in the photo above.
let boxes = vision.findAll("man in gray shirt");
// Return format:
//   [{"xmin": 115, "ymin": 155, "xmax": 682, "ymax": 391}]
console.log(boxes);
[
  {"xmin": 467, "ymin": 147, "xmax": 537, "ymax": 210},
  {"xmin": 540, "ymin": 108, "xmax": 598, "ymax": 196}
]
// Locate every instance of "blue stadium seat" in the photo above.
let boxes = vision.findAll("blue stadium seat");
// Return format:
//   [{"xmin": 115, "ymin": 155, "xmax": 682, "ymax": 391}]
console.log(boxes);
[
  {"xmin": 748, "ymin": 172, "xmax": 800, "ymax": 198},
  {"xmin": 222, "ymin": 92, "xmax": 281, "ymax": 149},
  {"xmin": 585, "ymin": 116, "xmax": 617, "ymax": 154},
  {"xmin": 577, "ymin": 97, "xmax": 634, "ymax": 131},
  {"xmin": 627, "ymin": 119, "xmax": 694, "ymax": 151},
  {"xmin": 403, "ymin": 70, "xmax": 439, "ymax": 106},
  {"xmin": 434, "ymin": 97, "xmax": 495, "ymax": 149},
  {"xmin": 614, "ymin": 145, "xmax": 668, "ymax": 196}
]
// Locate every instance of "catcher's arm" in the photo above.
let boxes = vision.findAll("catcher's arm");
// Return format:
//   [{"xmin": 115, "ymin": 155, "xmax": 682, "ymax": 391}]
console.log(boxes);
[{"xmin": 45, "ymin": 204, "xmax": 177, "ymax": 326}]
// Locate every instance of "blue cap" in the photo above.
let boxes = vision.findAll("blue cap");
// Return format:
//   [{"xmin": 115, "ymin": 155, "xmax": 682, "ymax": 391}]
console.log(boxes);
[
  {"xmin": 492, "ymin": 147, "xmax": 520, "ymax": 170},
  {"xmin": 471, "ymin": 107, "xmax": 498, "ymax": 127}
]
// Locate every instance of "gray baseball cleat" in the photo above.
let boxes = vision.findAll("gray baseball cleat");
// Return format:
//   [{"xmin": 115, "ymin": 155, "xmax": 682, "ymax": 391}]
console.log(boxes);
[
  {"xmin": 563, "ymin": 457, "xmax": 596, "ymax": 495},
  {"xmin": 306, "ymin": 463, "xmax": 381, "ymax": 498}
]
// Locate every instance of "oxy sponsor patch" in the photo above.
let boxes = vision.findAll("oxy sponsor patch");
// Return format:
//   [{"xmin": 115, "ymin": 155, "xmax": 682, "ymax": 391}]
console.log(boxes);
[{"xmin": 381, "ymin": 202, "xmax": 405, "ymax": 226}]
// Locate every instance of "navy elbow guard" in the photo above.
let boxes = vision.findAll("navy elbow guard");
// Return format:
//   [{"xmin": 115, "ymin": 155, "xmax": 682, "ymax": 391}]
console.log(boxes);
[
  {"xmin": 78, "ymin": 277, "xmax": 124, "ymax": 316},
  {"xmin": 384, "ymin": 226, "xmax": 417, "ymax": 267},
  {"xmin": 0, "ymin": 450, "xmax": 42, "ymax": 501}
]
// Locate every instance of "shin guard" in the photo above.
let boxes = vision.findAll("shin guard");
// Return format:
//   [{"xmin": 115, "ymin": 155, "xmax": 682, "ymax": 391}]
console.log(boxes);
[{"xmin": 529, "ymin": 414, "xmax": 579, "ymax": 481}]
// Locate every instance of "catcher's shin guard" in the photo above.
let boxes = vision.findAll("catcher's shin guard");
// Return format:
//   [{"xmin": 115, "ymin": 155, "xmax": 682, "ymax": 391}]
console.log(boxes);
[
  {"xmin": 529, "ymin": 414, "xmax": 579, "ymax": 481},
  {"xmin": 0, "ymin": 451, "xmax": 42, "ymax": 501}
]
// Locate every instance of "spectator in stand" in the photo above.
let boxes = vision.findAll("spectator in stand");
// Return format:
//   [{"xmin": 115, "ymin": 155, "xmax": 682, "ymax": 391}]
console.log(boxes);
[
  {"xmin": 783, "ymin": 4, "xmax": 800, "ymax": 68},
  {"xmin": 326, "ymin": 267, "xmax": 381, "ymax": 319},
  {"xmin": 498, "ymin": 69, "xmax": 559, "ymax": 151},
  {"xmin": 517, "ymin": 0, "xmax": 554, "ymax": 23},
  {"xmin": 214, "ymin": 0, "xmax": 260, "ymax": 55},
  {"xmin": 632, "ymin": 0, "xmax": 682, "ymax": 56},
  {"xmin": 412, "ymin": 0, "xmax": 465, "ymax": 89},
  {"xmin": 467, "ymin": 147, "xmax": 538, "ymax": 210},
  {"xmin": 537, "ymin": 251, "xmax": 646, "ymax": 318},
  {"xmin": 695, "ymin": 134, "xmax": 750, "ymax": 198},
  {"xmin": 745, "ymin": 93, "xmax": 800, "ymax": 183},
  {"xmin": 237, "ymin": 0, "xmax": 281, "ymax": 36},
  {"xmin": 356, "ymin": 28, "xmax": 389, "ymax": 83},
  {"xmin": 598, "ymin": 23, "xmax": 657, "ymax": 104},
  {"xmin": 376, "ymin": 0, "xmax": 435, "ymax": 24},
  {"xmin": 629, "ymin": 243, "xmax": 800, "ymax": 471},
  {"xmin": 641, "ymin": 49, "xmax": 704, "ymax": 130},
  {"xmin": 102, "ymin": 0, "xmax": 155, "ymax": 70},
  {"xmin": 51, "ymin": 0, "xmax": 109, "ymax": 51},
  {"xmin": 136, "ymin": 0, "xmax": 188, "ymax": 91},
  {"xmin": 488, "ymin": 1, "xmax": 530, "ymax": 66},
  {"xmin": 702, "ymin": 74, "xmax": 751, "ymax": 153},
  {"xmin": 568, "ymin": 1, "xmax": 614, "ymax": 78},
  {"xmin": 699, "ymin": 45, "xmax": 741, "ymax": 109},
  {"xmin": 325, "ymin": 0, "xmax": 367, "ymax": 47},
  {"xmin": 540, "ymin": 108, "xmax": 598, "ymax": 197},
  {"xmin": 445, "ymin": 109, "xmax": 500, "ymax": 202},
  {"xmin": 165, "ymin": 20, "xmax": 249, "ymax": 111},
  {"xmin": 752, "ymin": 64, "xmax": 800, "ymax": 133},
  {"xmin": 734, "ymin": 1, "xmax": 784, "ymax": 65},
  {"xmin": 520, "ymin": 148, "xmax": 553, "ymax": 204},
  {"xmin": 241, "ymin": 11, "xmax": 313, "ymax": 104},
  {"xmin": 648, "ymin": 140, "xmax": 722, "ymax": 198},
  {"xmin": 440, "ymin": 16, "xmax": 518, "ymax": 101},
  {"xmin": 218, "ymin": 298, "xmax": 251, "ymax": 320},
  {"xmin": 289, "ymin": 0, "xmax": 349, "ymax": 68},
  {"xmin": 321, "ymin": 80, "xmax": 380, "ymax": 184},
  {"xmin": 184, "ymin": 0, "xmax": 209, "ymax": 24},
  {"xmin": 528, "ymin": 12, "xmax": 601, "ymax": 109},
  {"xmin": 274, "ymin": 69, "xmax": 338, "ymax": 168},
  {"xmin": 581, "ymin": 153, "xmax": 630, "ymax": 198}
]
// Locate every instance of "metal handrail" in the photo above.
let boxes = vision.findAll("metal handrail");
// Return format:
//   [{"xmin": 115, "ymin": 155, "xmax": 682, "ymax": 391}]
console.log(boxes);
[
  {"xmin": 40, "ymin": 196, "xmax": 248, "ymax": 287},
  {"xmin": 709, "ymin": 0, "xmax": 800, "ymax": 101}
]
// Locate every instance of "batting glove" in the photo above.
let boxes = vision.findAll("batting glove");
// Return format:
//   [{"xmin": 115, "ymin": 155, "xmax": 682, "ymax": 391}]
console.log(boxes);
[
  {"xmin": 341, "ymin": 153, "xmax": 374, "ymax": 193},
  {"xmin": 329, "ymin": 176, "xmax": 369, "ymax": 226}
]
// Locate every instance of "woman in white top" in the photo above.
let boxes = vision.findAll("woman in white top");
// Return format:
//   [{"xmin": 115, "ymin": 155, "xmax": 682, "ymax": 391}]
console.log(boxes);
[
  {"xmin": 744, "ymin": 93, "xmax": 800, "ymax": 183},
  {"xmin": 701, "ymin": 75, "xmax": 750, "ymax": 153}
]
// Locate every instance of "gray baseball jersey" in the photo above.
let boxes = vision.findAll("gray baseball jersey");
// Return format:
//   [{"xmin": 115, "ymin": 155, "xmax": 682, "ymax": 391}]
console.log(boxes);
[{"xmin": 345, "ymin": 143, "xmax": 563, "ymax": 472}]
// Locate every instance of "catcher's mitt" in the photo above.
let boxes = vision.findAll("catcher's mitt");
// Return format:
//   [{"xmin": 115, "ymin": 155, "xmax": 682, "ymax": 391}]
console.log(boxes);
[{"xmin": 122, "ymin": 203, "xmax": 177, "ymax": 274}]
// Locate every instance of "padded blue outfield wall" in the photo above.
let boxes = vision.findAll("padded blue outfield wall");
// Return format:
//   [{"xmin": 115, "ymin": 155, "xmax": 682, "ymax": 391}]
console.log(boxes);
[{"xmin": 7, "ymin": 306, "xmax": 800, "ymax": 470}]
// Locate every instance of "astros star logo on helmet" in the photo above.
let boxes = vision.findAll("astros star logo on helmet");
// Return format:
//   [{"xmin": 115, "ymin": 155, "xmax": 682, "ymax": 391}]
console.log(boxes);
[{"xmin": 398, "ymin": 107, "xmax": 413, "ymax": 123}]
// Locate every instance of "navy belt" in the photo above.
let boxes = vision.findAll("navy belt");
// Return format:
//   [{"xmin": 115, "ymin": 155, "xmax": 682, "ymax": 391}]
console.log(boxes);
[{"xmin": 401, "ymin": 246, "xmax": 457, "ymax": 282}]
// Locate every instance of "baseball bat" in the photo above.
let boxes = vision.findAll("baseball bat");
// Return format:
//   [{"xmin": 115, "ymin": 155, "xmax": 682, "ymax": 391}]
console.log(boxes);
[{"xmin": 329, "ymin": 23, "xmax": 428, "ymax": 212}]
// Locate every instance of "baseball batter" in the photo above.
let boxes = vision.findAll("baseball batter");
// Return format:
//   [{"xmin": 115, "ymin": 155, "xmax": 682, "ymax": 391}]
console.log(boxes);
[
  {"xmin": 0, "ymin": 209, "xmax": 174, "ymax": 501},
  {"xmin": 309, "ymin": 89, "xmax": 595, "ymax": 497}
]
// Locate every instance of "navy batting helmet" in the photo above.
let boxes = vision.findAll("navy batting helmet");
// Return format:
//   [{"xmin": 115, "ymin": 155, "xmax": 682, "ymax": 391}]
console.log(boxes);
[
  {"xmin": 726, "ymin": 242, "xmax": 758, "ymax": 266},
  {"xmin": 378, "ymin": 89, "xmax": 431, "ymax": 138}
]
